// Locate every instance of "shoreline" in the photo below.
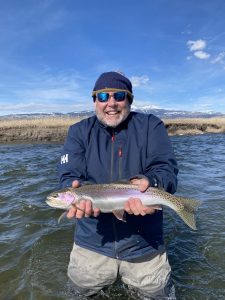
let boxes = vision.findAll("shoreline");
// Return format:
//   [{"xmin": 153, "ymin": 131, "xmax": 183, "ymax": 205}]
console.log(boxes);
[{"xmin": 1, "ymin": 116, "xmax": 225, "ymax": 144}]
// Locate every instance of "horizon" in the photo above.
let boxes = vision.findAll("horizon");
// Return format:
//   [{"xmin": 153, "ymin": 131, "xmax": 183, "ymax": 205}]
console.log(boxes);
[
  {"xmin": 0, "ymin": 105, "xmax": 225, "ymax": 118},
  {"xmin": 1, "ymin": 1, "xmax": 225, "ymax": 116}
]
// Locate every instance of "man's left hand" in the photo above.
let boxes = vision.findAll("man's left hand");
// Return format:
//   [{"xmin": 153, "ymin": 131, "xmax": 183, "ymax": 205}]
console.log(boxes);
[{"xmin": 124, "ymin": 177, "xmax": 158, "ymax": 216}]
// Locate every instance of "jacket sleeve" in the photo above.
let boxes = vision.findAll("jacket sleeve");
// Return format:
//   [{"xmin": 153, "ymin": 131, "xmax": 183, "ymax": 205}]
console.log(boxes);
[
  {"xmin": 144, "ymin": 116, "xmax": 178, "ymax": 194},
  {"xmin": 58, "ymin": 124, "xmax": 87, "ymax": 188}
]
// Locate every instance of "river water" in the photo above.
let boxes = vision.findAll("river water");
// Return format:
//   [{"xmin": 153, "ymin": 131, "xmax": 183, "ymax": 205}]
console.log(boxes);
[{"xmin": 0, "ymin": 134, "xmax": 225, "ymax": 300}]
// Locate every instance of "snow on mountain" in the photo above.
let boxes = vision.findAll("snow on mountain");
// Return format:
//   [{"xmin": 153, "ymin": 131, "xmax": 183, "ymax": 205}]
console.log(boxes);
[{"xmin": 0, "ymin": 108, "xmax": 224, "ymax": 120}]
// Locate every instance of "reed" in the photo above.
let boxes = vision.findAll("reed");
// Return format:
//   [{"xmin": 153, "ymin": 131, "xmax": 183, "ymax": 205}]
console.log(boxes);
[
  {"xmin": 0, "ymin": 116, "xmax": 225, "ymax": 143},
  {"xmin": 0, "ymin": 116, "xmax": 85, "ymax": 128},
  {"xmin": 1, "ymin": 116, "xmax": 225, "ymax": 128},
  {"xmin": 163, "ymin": 117, "xmax": 225, "ymax": 126},
  {"xmin": 163, "ymin": 117, "xmax": 225, "ymax": 135}
]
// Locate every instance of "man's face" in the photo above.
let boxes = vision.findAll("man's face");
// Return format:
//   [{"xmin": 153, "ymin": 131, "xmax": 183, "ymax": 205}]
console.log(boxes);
[{"xmin": 94, "ymin": 91, "xmax": 131, "ymax": 128}]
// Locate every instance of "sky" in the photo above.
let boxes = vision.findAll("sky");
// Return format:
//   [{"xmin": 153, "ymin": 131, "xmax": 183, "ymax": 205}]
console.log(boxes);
[{"xmin": 1, "ymin": 0, "xmax": 225, "ymax": 116}]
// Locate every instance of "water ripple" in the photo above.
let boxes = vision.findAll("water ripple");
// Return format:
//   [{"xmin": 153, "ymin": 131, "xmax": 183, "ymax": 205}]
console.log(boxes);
[{"xmin": 0, "ymin": 136, "xmax": 225, "ymax": 299}]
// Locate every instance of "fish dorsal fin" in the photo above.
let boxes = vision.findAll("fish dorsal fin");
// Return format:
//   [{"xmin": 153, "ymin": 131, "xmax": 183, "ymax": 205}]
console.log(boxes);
[{"xmin": 112, "ymin": 210, "xmax": 126, "ymax": 222}]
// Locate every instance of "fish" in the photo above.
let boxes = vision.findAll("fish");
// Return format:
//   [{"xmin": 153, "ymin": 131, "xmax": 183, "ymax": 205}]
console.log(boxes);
[{"xmin": 46, "ymin": 183, "xmax": 201, "ymax": 230}]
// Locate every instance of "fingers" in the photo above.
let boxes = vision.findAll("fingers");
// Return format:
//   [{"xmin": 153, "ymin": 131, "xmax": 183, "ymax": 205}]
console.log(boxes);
[
  {"xmin": 67, "ymin": 206, "xmax": 78, "ymax": 219},
  {"xmin": 130, "ymin": 178, "xmax": 141, "ymax": 185},
  {"xmin": 124, "ymin": 198, "xmax": 156, "ymax": 216},
  {"xmin": 130, "ymin": 177, "xmax": 150, "ymax": 192},
  {"xmin": 72, "ymin": 180, "xmax": 81, "ymax": 188},
  {"xmin": 143, "ymin": 206, "xmax": 157, "ymax": 215},
  {"xmin": 127, "ymin": 177, "xmax": 155, "ymax": 216},
  {"xmin": 124, "ymin": 198, "xmax": 146, "ymax": 216},
  {"xmin": 76, "ymin": 199, "xmax": 92, "ymax": 218},
  {"xmin": 139, "ymin": 178, "xmax": 150, "ymax": 192},
  {"xmin": 66, "ymin": 199, "xmax": 100, "ymax": 219},
  {"xmin": 93, "ymin": 208, "xmax": 101, "ymax": 217}
]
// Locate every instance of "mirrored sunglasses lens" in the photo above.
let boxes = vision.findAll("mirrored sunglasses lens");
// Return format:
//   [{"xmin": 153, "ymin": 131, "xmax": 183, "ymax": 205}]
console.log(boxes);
[
  {"xmin": 97, "ymin": 93, "xmax": 109, "ymax": 102},
  {"xmin": 114, "ymin": 92, "xmax": 126, "ymax": 101}
]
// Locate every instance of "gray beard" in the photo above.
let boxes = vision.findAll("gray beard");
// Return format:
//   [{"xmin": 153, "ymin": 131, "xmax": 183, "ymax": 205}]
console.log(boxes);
[{"xmin": 96, "ymin": 107, "xmax": 131, "ymax": 128}]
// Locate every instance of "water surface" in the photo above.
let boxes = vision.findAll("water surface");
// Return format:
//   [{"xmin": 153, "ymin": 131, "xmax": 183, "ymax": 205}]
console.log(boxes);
[{"xmin": 0, "ymin": 134, "xmax": 225, "ymax": 299}]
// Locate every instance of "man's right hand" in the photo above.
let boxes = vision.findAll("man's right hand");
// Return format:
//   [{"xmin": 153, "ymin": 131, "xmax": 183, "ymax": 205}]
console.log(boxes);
[{"xmin": 67, "ymin": 180, "xmax": 100, "ymax": 219}]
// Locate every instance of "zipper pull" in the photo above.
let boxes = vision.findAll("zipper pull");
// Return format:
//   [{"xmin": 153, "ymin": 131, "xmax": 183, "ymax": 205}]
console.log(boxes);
[
  {"xmin": 112, "ymin": 134, "xmax": 115, "ymax": 142},
  {"xmin": 118, "ymin": 146, "xmax": 122, "ymax": 157}
]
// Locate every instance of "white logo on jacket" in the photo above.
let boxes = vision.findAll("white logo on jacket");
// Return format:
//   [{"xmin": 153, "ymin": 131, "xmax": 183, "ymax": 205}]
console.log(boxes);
[{"xmin": 61, "ymin": 154, "xmax": 68, "ymax": 164}]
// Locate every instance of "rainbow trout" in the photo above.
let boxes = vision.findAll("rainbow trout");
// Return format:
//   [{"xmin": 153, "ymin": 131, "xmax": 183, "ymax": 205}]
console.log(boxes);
[{"xmin": 46, "ymin": 183, "xmax": 201, "ymax": 230}]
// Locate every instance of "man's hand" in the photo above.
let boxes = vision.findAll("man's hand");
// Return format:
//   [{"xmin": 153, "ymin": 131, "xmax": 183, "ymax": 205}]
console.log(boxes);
[
  {"xmin": 124, "ymin": 177, "xmax": 159, "ymax": 216},
  {"xmin": 67, "ymin": 180, "xmax": 100, "ymax": 219}
]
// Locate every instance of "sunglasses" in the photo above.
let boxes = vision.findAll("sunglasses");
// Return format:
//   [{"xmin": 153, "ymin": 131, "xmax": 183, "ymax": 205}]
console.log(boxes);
[{"xmin": 95, "ymin": 91, "xmax": 127, "ymax": 102}]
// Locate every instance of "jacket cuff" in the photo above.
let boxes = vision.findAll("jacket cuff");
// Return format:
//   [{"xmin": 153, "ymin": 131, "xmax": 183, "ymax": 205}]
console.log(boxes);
[
  {"xmin": 130, "ymin": 174, "xmax": 158, "ymax": 187},
  {"xmin": 61, "ymin": 179, "xmax": 74, "ymax": 188},
  {"xmin": 148, "ymin": 175, "xmax": 159, "ymax": 188}
]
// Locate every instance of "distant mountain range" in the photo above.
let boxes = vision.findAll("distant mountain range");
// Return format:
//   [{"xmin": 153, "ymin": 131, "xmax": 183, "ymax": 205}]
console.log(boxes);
[{"xmin": 1, "ymin": 107, "xmax": 224, "ymax": 120}]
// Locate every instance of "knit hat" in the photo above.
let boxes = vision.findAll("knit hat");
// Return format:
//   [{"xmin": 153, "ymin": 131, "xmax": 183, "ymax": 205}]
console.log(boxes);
[{"xmin": 92, "ymin": 71, "xmax": 133, "ymax": 103}]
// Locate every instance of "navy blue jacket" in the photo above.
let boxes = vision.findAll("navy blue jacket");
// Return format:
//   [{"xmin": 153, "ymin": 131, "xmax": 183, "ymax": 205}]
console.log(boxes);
[{"xmin": 59, "ymin": 112, "xmax": 178, "ymax": 260}]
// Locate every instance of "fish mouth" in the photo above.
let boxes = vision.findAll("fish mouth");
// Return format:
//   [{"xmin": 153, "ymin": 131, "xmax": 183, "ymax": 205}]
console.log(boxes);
[
  {"xmin": 46, "ymin": 197, "xmax": 61, "ymax": 207},
  {"xmin": 46, "ymin": 196, "xmax": 57, "ymax": 202},
  {"xmin": 46, "ymin": 198, "xmax": 56, "ymax": 206},
  {"xmin": 46, "ymin": 198, "xmax": 67, "ymax": 210}
]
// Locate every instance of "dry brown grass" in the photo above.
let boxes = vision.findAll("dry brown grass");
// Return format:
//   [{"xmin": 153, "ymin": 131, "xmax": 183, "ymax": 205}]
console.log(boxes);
[
  {"xmin": 1, "ymin": 116, "xmax": 225, "ymax": 129},
  {"xmin": 163, "ymin": 117, "xmax": 225, "ymax": 125},
  {"xmin": 0, "ymin": 116, "xmax": 85, "ymax": 128},
  {"xmin": 163, "ymin": 117, "xmax": 225, "ymax": 135},
  {"xmin": 0, "ymin": 116, "xmax": 225, "ymax": 143}
]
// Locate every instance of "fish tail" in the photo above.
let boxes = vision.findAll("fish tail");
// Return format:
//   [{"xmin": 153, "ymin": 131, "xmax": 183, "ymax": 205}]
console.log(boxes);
[{"xmin": 176, "ymin": 198, "xmax": 201, "ymax": 230}]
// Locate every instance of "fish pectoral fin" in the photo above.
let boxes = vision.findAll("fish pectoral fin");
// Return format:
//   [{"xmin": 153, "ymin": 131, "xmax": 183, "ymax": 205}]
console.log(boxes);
[
  {"xmin": 112, "ymin": 210, "xmax": 126, "ymax": 222},
  {"xmin": 58, "ymin": 211, "xmax": 67, "ymax": 223}
]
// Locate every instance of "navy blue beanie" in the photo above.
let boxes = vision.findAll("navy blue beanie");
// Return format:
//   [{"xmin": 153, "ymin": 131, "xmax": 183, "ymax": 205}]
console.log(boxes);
[{"xmin": 92, "ymin": 71, "xmax": 133, "ymax": 103}]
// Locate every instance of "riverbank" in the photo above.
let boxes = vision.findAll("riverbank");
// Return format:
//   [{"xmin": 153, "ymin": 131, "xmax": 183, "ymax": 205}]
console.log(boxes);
[{"xmin": 0, "ymin": 116, "xmax": 225, "ymax": 143}]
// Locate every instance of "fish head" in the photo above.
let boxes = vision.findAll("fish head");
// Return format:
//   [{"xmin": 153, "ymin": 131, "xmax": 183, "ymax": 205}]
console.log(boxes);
[{"xmin": 46, "ymin": 188, "xmax": 78, "ymax": 210}]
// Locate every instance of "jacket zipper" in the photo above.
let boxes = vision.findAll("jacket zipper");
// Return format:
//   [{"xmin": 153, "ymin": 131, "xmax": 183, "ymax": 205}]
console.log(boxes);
[
  {"xmin": 110, "ymin": 134, "xmax": 125, "ymax": 258},
  {"xmin": 111, "ymin": 132, "xmax": 123, "ymax": 181},
  {"xmin": 110, "ymin": 132, "xmax": 115, "ymax": 181},
  {"xmin": 118, "ymin": 146, "xmax": 122, "ymax": 180}
]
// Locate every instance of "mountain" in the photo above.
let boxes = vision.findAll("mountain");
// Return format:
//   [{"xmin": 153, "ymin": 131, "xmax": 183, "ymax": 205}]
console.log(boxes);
[
  {"xmin": 0, "ymin": 107, "xmax": 224, "ymax": 120},
  {"xmin": 133, "ymin": 107, "xmax": 225, "ymax": 119}
]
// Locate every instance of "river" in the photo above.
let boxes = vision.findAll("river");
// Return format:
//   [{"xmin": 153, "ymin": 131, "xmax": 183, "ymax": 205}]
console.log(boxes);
[{"xmin": 0, "ymin": 134, "xmax": 225, "ymax": 300}]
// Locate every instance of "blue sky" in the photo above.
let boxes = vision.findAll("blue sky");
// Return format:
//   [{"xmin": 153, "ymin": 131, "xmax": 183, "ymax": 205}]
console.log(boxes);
[{"xmin": 1, "ymin": 0, "xmax": 225, "ymax": 116}]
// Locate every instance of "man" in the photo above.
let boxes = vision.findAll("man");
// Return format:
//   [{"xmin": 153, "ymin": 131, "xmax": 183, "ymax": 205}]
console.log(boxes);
[{"xmin": 59, "ymin": 71, "xmax": 178, "ymax": 299}]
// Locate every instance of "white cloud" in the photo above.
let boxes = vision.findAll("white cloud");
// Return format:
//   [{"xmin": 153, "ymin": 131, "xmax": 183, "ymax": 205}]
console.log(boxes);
[
  {"xmin": 187, "ymin": 39, "xmax": 206, "ymax": 51},
  {"xmin": 10, "ymin": 72, "xmax": 83, "ymax": 104},
  {"xmin": 191, "ymin": 95, "xmax": 225, "ymax": 112},
  {"xmin": 194, "ymin": 51, "xmax": 210, "ymax": 60},
  {"xmin": 187, "ymin": 39, "xmax": 210, "ymax": 60},
  {"xmin": 0, "ymin": 101, "xmax": 91, "ymax": 115},
  {"xmin": 0, "ymin": 68, "xmax": 93, "ymax": 115},
  {"xmin": 130, "ymin": 75, "xmax": 150, "ymax": 87},
  {"xmin": 211, "ymin": 52, "xmax": 225, "ymax": 64},
  {"xmin": 181, "ymin": 29, "xmax": 192, "ymax": 35}
]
